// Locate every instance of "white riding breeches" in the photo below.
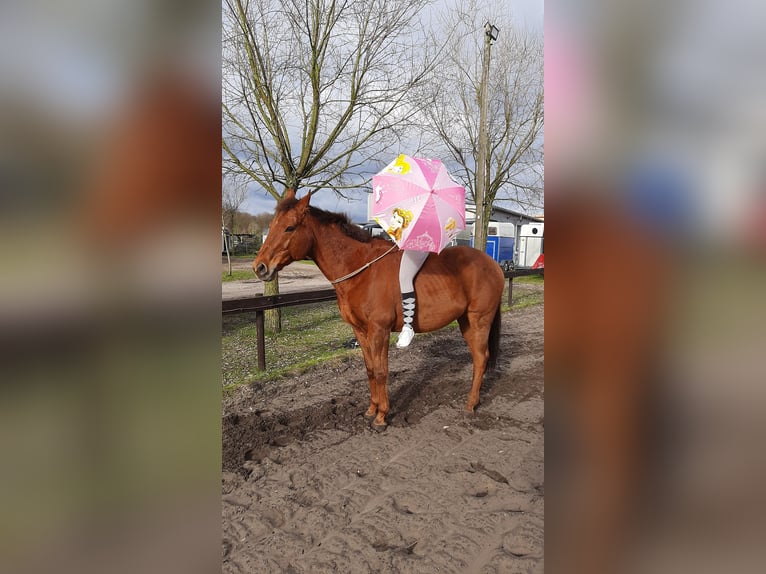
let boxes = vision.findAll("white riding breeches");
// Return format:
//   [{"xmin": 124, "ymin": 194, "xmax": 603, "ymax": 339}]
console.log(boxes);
[{"xmin": 398, "ymin": 250, "xmax": 428, "ymax": 293}]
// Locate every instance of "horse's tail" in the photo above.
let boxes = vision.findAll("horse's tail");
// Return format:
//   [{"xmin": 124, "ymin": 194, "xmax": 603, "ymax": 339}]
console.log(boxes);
[{"xmin": 487, "ymin": 305, "xmax": 502, "ymax": 371}]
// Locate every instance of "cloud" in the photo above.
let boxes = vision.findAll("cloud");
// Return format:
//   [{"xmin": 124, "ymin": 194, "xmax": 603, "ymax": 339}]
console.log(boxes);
[{"xmin": 242, "ymin": 187, "xmax": 371, "ymax": 223}]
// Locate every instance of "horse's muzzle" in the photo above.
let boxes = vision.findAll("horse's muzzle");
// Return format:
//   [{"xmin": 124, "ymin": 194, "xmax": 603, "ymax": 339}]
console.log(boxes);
[{"xmin": 254, "ymin": 261, "xmax": 275, "ymax": 281}]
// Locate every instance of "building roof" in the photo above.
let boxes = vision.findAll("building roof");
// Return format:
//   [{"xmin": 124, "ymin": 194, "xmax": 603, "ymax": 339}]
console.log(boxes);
[{"xmin": 465, "ymin": 204, "xmax": 543, "ymax": 224}]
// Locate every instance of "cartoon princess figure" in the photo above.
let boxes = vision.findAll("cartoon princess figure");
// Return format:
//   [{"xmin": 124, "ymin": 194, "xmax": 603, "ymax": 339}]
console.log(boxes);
[
  {"xmin": 381, "ymin": 207, "xmax": 413, "ymax": 242},
  {"xmin": 384, "ymin": 154, "xmax": 411, "ymax": 175}
]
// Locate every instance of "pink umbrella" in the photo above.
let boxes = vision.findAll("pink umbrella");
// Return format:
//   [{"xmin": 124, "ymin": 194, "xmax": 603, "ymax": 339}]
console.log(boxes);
[{"xmin": 369, "ymin": 154, "xmax": 466, "ymax": 253}]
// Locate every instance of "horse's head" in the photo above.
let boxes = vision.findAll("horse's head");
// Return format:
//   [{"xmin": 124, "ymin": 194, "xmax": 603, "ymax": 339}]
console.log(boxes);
[{"xmin": 254, "ymin": 190, "xmax": 314, "ymax": 281}]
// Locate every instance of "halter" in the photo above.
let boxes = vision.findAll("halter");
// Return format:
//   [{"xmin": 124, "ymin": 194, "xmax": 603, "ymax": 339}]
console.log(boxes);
[{"xmin": 330, "ymin": 244, "xmax": 399, "ymax": 285}]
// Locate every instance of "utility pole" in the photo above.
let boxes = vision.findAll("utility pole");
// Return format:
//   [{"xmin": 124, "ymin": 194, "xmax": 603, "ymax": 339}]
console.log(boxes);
[{"xmin": 474, "ymin": 21, "xmax": 499, "ymax": 253}]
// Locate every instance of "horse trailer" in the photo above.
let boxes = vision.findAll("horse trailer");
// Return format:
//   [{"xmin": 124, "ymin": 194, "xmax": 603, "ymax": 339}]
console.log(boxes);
[
  {"xmin": 517, "ymin": 223, "xmax": 544, "ymax": 268},
  {"xmin": 461, "ymin": 221, "xmax": 516, "ymax": 271}
]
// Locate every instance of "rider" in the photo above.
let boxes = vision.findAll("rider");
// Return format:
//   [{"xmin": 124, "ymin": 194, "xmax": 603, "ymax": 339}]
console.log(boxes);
[
  {"xmin": 378, "ymin": 206, "xmax": 426, "ymax": 348},
  {"xmin": 397, "ymin": 250, "xmax": 428, "ymax": 348}
]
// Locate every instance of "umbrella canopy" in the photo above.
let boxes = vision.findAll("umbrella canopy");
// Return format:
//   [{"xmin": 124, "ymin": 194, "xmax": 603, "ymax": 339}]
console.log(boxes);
[{"xmin": 369, "ymin": 154, "xmax": 466, "ymax": 253}]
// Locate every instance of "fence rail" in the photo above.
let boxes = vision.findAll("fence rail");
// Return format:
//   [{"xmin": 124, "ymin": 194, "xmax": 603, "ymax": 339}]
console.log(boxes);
[
  {"xmin": 222, "ymin": 289, "xmax": 337, "ymax": 315},
  {"xmin": 502, "ymin": 267, "xmax": 544, "ymax": 306},
  {"xmin": 222, "ymin": 268, "xmax": 542, "ymax": 371}
]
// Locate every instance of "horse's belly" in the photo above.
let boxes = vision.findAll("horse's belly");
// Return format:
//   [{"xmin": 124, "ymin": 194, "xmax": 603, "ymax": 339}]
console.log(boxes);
[{"xmin": 416, "ymin": 296, "xmax": 465, "ymax": 332}]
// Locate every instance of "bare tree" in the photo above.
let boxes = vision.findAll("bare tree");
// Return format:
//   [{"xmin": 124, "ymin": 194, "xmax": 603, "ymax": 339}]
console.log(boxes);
[
  {"xmin": 222, "ymin": 175, "xmax": 248, "ymax": 276},
  {"xmin": 418, "ymin": 4, "xmax": 543, "ymax": 246},
  {"xmin": 223, "ymin": 176, "xmax": 249, "ymax": 231},
  {"xmin": 222, "ymin": 0, "xmax": 439, "ymax": 332},
  {"xmin": 222, "ymin": 0, "xmax": 439, "ymax": 198},
  {"xmin": 236, "ymin": 211, "xmax": 273, "ymax": 236}
]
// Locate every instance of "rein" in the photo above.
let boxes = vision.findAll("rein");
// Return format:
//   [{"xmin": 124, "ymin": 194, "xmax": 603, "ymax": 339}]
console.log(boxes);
[{"xmin": 330, "ymin": 243, "xmax": 399, "ymax": 285}]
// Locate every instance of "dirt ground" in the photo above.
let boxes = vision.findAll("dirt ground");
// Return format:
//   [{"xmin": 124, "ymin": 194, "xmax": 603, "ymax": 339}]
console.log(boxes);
[
  {"xmin": 221, "ymin": 291, "xmax": 544, "ymax": 573},
  {"xmin": 222, "ymin": 258, "xmax": 332, "ymax": 300}
]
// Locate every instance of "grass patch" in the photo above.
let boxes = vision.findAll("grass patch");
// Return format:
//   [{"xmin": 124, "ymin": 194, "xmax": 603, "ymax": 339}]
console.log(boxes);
[
  {"xmin": 222, "ymin": 280, "xmax": 543, "ymax": 391},
  {"xmin": 505, "ymin": 290, "xmax": 545, "ymax": 312},
  {"xmin": 222, "ymin": 269, "xmax": 256, "ymax": 282},
  {"xmin": 222, "ymin": 300, "xmax": 357, "ymax": 389},
  {"xmin": 513, "ymin": 273, "xmax": 544, "ymax": 284},
  {"xmin": 501, "ymin": 278, "xmax": 545, "ymax": 312}
]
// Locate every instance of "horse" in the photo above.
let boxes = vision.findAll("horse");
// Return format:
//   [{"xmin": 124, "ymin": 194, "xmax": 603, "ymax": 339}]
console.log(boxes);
[{"xmin": 254, "ymin": 190, "xmax": 506, "ymax": 430}]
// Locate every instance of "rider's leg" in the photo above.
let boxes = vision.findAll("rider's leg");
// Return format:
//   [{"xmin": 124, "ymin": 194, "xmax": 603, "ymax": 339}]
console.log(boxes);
[{"xmin": 397, "ymin": 250, "xmax": 428, "ymax": 348}]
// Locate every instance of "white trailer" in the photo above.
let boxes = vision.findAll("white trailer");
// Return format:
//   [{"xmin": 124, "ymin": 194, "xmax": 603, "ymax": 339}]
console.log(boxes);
[{"xmin": 517, "ymin": 223, "xmax": 544, "ymax": 268}]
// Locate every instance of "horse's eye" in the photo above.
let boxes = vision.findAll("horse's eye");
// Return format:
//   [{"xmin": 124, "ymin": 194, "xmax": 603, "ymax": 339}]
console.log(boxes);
[{"xmin": 285, "ymin": 225, "xmax": 296, "ymax": 232}]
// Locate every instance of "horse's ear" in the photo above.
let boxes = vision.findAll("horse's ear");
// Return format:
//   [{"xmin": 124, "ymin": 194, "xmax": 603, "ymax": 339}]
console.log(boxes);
[{"xmin": 296, "ymin": 192, "xmax": 311, "ymax": 214}]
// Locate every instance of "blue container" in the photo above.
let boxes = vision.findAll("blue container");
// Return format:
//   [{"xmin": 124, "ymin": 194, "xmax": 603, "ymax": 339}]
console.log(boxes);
[{"xmin": 472, "ymin": 235, "xmax": 515, "ymax": 264}]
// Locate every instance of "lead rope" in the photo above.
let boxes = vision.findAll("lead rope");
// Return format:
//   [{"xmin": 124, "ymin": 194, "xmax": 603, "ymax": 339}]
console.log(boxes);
[{"xmin": 330, "ymin": 244, "xmax": 399, "ymax": 285}]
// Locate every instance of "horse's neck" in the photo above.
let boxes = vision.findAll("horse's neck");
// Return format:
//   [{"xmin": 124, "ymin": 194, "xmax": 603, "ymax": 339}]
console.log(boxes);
[{"xmin": 307, "ymin": 221, "xmax": 372, "ymax": 283}]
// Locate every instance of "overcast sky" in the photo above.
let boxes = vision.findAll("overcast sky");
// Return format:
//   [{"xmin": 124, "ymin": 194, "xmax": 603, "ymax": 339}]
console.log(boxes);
[{"xmin": 239, "ymin": 0, "xmax": 544, "ymax": 221}]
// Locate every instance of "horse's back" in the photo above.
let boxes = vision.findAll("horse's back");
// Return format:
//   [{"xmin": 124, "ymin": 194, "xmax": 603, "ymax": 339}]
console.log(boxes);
[
  {"xmin": 345, "ymin": 245, "xmax": 504, "ymax": 333},
  {"xmin": 424, "ymin": 246, "xmax": 505, "ymax": 307},
  {"xmin": 436, "ymin": 246, "xmax": 504, "ymax": 285}
]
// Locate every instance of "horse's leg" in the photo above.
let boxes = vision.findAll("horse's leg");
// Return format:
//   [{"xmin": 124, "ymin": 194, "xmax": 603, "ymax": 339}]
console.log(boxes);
[
  {"xmin": 458, "ymin": 312, "xmax": 491, "ymax": 413},
  {"xmin": 352, "ymin": 328, "xmax": 379, "ymax": 419},
  {"xmin": 367, "ymin": 326, "xmax": 392, "ymax": 430}
]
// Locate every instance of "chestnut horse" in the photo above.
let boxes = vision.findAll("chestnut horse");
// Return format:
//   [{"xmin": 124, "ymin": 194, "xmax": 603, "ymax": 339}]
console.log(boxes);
[{"xmin": 254, "ymin": 190, "xmax": 505, "ymax": 429}]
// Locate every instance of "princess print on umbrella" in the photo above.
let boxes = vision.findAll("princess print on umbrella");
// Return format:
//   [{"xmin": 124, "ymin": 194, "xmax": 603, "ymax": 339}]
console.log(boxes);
[
  {"xmin": 372, "ymin": 155, "xmax": 411, "ymax": 211},
  {"xmin": 384, "ymin": 154, "xmax": 411, "ymax": 175},
  {"xmin": 379, "ymin": 206, "xmax": 413, "ymax": 242}
]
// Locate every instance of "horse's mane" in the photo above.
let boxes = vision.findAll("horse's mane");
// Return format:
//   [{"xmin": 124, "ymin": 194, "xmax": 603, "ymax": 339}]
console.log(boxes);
[
  {"xmin": 277, "ymin": 197, "xmax": 372, "ymax": 243},
  {"xmin": 309, "ymin": 206, "xmax": 373, "ymax": 243}
]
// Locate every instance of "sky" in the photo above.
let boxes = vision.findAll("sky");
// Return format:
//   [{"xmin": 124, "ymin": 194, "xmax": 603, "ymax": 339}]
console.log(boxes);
[
  {"xmin": 0, "ymin": 0, "xmax": 541, "ymax": 224},
  {"xmin": 238, "ymin": 0, "xmax": 544, "ymax": 222}
]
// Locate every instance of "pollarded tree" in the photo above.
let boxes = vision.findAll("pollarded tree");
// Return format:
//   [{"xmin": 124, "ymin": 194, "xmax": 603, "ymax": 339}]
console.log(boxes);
[{"xmin": 417, "ymin": 2, "xmax": 543, "ymax": 249}]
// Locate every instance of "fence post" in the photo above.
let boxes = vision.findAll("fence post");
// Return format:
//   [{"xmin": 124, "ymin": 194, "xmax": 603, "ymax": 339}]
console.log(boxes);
[
  {"xmin": 256, "ymin": 310, "xmax": 266, "ymax": 370},
  {"xmin": 223, "ymin": 288, "xmax": 339, "ymax": 372}
]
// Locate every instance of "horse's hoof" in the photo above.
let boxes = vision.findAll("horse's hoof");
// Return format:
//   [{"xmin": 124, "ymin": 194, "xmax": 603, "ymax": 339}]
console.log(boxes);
[
  {"xmin": 464, "ymin": 405, "xmax": 476, "ymax": 415},
  {"xmin": 371, "ymin": 421, "xmax": 388, "ymax": 433},
  {"xmin": 363, "ymin": 410, "xmax": 377, "ymax": 421}
]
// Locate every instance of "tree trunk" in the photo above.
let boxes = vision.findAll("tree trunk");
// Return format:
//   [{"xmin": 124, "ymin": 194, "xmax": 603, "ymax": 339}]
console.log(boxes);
[
  {"xmin": 480, "ymin": 199, "xmax": 493, "ymax": 252},
  {"xmin": 223, "ymin": 219, "xmax": 232, "ymax": 276},
  {"xmin": 264, "ymin": 273, "xmax": 282, "ymax": 333}
]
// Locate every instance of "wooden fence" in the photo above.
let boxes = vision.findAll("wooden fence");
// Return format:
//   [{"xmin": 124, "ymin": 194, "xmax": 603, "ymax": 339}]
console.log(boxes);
[
  {"xmin": 223, "ymin": 289, "xmax": 337, "ymax": 371},
  {"xmin": 222, "ymin": 268, "xmax": 542, "ymax": 370},
  {"xmin": 502, "ymin": 267, "xmax": 544, "ymax": 307}
]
